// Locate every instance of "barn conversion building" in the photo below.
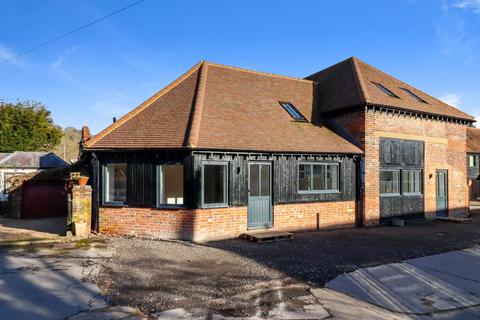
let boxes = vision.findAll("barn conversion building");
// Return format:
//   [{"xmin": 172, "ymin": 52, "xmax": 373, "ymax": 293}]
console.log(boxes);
[{"xmin": 83, "ymin": 57, "xmax": 475, "ymax": 241}]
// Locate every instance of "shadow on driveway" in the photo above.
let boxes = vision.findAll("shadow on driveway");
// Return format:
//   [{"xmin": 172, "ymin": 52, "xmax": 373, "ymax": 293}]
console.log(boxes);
[{"xmin": 0, "ymin": 217, "xmax": 65, "ymax": 242}]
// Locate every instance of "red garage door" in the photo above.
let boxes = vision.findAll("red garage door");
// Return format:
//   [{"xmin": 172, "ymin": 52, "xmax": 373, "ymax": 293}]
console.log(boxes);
[{"xmin": 21, "ymin": 182, "xmax": 68, "ymax": 218}]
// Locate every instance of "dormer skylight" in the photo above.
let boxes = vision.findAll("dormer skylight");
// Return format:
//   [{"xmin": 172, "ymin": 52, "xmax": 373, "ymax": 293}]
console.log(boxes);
[
  {"xmin": 279, "ymin": 102, "xmax": 306, "ymax": 121},
  {"xmin": 400, "ymin": 88, "xmax": 428, "ymax": 104},
  {"xmin": 372, "ymin": 82, "xmax": 399, "ymax": 99}
]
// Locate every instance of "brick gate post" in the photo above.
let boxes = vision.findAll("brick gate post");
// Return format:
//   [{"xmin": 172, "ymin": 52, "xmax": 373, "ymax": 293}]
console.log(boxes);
[{"xmin": 71, "ymin": 185, "xmax": 92, "ymax": 236}]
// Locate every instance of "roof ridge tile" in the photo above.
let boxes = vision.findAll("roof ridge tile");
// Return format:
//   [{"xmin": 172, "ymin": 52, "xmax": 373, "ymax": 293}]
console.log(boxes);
[
  {"xmin": 205, "ymin": 61, "xmax": 312, "ymax": 83},
  {"xmin": 350, "ymin": 57, "xmax": 370, "ymax": 103},
  {"xmin": 186, "ymin": 62, "xmax": 209, "ymax": 148}
]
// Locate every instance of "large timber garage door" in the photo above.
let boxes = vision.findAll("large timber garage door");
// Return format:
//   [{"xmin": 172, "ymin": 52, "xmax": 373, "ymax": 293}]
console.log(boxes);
[{"xmin": 21, "ymin": 182, "xmax": 68, "ymax": 218}]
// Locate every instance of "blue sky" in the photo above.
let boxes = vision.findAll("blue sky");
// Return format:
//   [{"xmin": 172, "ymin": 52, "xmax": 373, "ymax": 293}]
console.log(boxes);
[{"xmin": 1, "ymin": 0, "xmax": 479, "ymax": 133}]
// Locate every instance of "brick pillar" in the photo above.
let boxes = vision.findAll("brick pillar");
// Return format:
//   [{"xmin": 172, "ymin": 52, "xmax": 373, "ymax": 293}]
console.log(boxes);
[{"xmin": 71, "ymin": 185, "xmax": 92, "ymax": 236}]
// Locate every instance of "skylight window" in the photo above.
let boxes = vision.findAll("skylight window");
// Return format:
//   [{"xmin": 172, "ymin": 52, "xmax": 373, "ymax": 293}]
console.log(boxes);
[
  {"xmin": 279, "ymin": 102, "xmax": 306, "ymax": 121},
  {"xmin": 400, "ymin": 88, "xmax": 428, "ymax": 104},
  {"xmin": 372, "ymin": 82, "xmax": 400, "ymax": 98}
]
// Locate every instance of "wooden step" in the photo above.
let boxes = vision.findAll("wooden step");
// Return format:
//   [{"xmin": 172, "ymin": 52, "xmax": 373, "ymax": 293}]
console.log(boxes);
[{"xmin": 241, "ymin": 230, "xmax": 293, "ymax": 243}]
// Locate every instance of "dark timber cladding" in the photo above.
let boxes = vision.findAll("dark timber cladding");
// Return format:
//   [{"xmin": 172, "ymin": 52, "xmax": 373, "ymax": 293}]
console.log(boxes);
[
  {"xmin": 192, "ymin": 152, "xmax": 357, "ymax": 208},
  {"xmin": 380, "ymin": 138, "xmax": 425, "ymax": 220},
  {"xmin": 91, "ymin": 150, "xmax": 357, "ymax": 210}
]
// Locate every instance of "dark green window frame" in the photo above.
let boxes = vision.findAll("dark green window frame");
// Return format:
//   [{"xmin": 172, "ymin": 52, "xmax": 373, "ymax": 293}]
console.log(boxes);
[
  {"xmin": 298, "ymin": 162, "xmax": 340, "ymax": 194},
  {"xmin": 380, "ymin": 169, "xmax": 400, "ymax": 196},
  {"xmin": 201, "ymin": 161, "xmax": 229, "ymax": 208},
  {"xmin": 402, "ymin": 169, "xmax": 423, "ymax": 195}
]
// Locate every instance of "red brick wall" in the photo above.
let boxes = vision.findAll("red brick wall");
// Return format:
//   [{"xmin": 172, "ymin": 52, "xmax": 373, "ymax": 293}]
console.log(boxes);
[
  {"xmin": 331, "ymin": 108, "xmax": 469, "ymax": 224},
  {"xmin": 99, "ymin": 200, "xmax": 356, "ymax": 241}
]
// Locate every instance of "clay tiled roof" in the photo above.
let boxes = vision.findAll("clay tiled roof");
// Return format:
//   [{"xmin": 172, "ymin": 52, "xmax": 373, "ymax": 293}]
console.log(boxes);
[
  {"xmin": 307, "ymin": 57, "xmax": 475, "ymax": 121},
  {"xmin": 468, "ymin": 127, "xmax": 480, "ymax": 154},
  {"xmin": 85, "ymin": 62, "xmax": 362, "ymax": 154}
]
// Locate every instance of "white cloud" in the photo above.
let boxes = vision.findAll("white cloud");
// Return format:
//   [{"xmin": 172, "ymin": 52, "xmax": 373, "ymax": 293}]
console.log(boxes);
[
  {"xmin": 453, "ymin": 0, "xmax": 480, "ymax": 13},
  {"xmin": 0, "ymin": 44, "xmax": 24, "ymax": 67},
  {"xmin": 439, "ymin": 93, "xmax": 463, "ymax": 106}
]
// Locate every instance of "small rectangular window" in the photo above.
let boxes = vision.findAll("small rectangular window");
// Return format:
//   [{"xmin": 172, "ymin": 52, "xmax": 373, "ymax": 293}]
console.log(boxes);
[
  {"xmin": 372, "ymin": 82, "xmax": 400, "ymax": 98},
  {"xmin": 202, "ymin": 162, "xmax": 228, "ymax": 207},
  {"xmin": 298, "ymin": 163, "xmax": 339, "ymax": 193},
  {"xmin": 279, "ymin": 102, "xmax": 306, "ymax": 121},
  {"xmin": 380, "ymin": 170, "xmax": 400, "ymax": 195},
  {"xmin": 400, "ymin": 88, "xmax": 428, "ymax": 104},
  {"xmin": 157, "ymin": 164, "xmax": 184, "ymax": 206},
  {"xmin": 402, "ymin": 170, "xmax": 423, "ymax": 195},
  {"xmin": 470, "ymin": 155, "xmax": 476, "ymax": 167},
  {"xmin": 104, "ymin": 163, "xmax": 127, "ymax": 204}
]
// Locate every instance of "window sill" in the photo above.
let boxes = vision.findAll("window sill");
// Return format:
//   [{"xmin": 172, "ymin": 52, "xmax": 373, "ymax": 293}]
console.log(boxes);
[
  {"xmin": 101, "ymin": 202, "xmax": 127, "ymax": 208},
  {"xmin": 298, "ymin": 190, "xmax": 341, "ymax": 195},
  {"xmin": 380, "ymin": 194, "xmax": 401, "ymax": 198},
  {"xmin": 201, "ymin": 204, "xmax": 229, "ymax": 209},
  {"xmin": 156, "ymin": 205, "xmax": 185, "ymax": 210}
]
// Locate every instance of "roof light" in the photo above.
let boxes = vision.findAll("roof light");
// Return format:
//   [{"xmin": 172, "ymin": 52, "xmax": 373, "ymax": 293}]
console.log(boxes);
[
  {"xmin": 372, "ymin": 82, "xmax": 400, "ymax": 99},
  {"xmin": 279, "ymin": 102, "xmax": 306, "ymax": 121},
  {"xmin": 400, "ymin": 88, "xmax": 428, "ymax": 104}
]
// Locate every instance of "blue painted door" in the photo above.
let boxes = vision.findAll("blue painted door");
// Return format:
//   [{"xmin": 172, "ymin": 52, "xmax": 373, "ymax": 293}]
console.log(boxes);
[
  {"xmin": 436, "ymin": 170, "xmax": 448, "ymax": 217},
  {"xmin": 248, "ymin": 163, "xmax": 272, "ymax": 229}
]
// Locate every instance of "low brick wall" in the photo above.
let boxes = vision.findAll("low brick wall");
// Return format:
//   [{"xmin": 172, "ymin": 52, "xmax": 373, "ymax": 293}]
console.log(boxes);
[{"xmin": 99, "ymin": 201, "xmax": 356, "ymax": 241}]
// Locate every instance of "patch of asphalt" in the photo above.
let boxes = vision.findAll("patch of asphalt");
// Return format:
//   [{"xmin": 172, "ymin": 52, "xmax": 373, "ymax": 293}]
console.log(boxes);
[
  {"xmin": 95, "ymin": 217, "xmax": 480, "ymax": 317},
  {"xmin": 0, "ymin": 237, "xmax": 112, "ymax": 320}
]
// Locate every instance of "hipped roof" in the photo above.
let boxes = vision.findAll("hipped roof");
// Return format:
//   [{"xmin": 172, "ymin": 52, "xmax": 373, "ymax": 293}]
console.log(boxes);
[
  {"xmin": 306, "ymin": 57, "xmax": 475, "ymax": 121},
  {"xmin": 85, "ymin": 61, "xmax": 362, "ymax": 154}
]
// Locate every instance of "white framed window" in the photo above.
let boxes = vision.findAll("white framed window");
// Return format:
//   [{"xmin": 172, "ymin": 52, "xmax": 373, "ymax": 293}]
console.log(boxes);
[
  {"xmin": 298, "ymin": 162, "xmax": 339, "ymax": 193},
  {"xmin": 157, "ymin": 164, "xmax": 184, "ymax": 206},
  {"xmin": 470, "ymin": 155, "xmax": 476, "ymax": 168},
  {"xmin": 202, "ymin": 162, "xmax": 228, "ymax": 207},
  {"xmin": 103, "ymin": 163, "xmax": 127, "ymax": 205}
]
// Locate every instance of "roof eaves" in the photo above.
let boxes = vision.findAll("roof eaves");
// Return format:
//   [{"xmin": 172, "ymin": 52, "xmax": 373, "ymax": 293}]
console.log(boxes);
[{"xmin": 85, "ymin": 61, "xmax": 204, "ymax": 148}]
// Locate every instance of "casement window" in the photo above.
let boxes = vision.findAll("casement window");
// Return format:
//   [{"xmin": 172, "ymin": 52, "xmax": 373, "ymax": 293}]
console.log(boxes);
[
  {"xmin": 470, "ymin": 155, "xmax": 476, "ymax": 168},
  {"xmin": 103, "ymin": 163, "xmax": 127, "ymax": 205},
  {"xmin": 157, "ymin": 164, "xmax": 184, "ymax": 206},
  {"xmin": 298, "ymin": 163, "xmax": 339, "ymax": 193},
  {"xmin": 381, "ymin": 169, "xmax": 423, "ymax": 196},
  {"xmin": 402, "ymin": 170, "xmax": 423, "ymax": 195},
  {"xmin": 380, "ymin": 170, "xmax": 400, "ymax": 195},
  {"xmin": 202, "ymin": 162, "xmax": 228, "ymax": 207}
]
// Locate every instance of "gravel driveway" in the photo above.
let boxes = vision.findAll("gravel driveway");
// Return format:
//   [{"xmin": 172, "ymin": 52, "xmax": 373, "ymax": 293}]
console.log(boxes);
[{"xmin": 96, "ymin": 211, "xmax": 480, "ymax": 317}]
